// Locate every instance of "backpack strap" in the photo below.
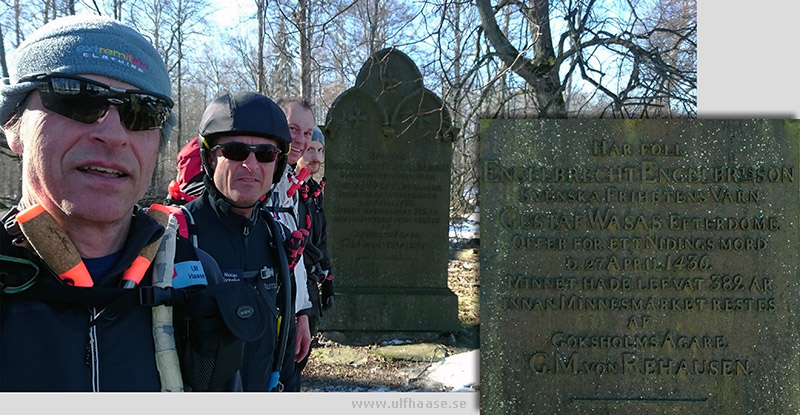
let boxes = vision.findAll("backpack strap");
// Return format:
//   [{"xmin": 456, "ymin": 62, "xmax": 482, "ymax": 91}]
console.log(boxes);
[
  {"xmin": 150, "ymin": 204, "xmax": 198, "ymax": 247},
  {"xmin": 263, "ymin": 211, "xmax": 293, "ymax": 391}
]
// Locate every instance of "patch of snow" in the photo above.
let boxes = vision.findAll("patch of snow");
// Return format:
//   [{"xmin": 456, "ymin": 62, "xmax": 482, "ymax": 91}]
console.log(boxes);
[
  {"xmin": 419, "ymin": 350, "xmax": 479, "ymax": 392},
  {"xmin": 380, "ymin": 339, "xmax": 413, "ymax": 346},
  {"xmin": 450, "ymin": 209, "xmax": 480, "ymax": 240},
  {"xmin": 312, "ymin": 385, "xmax": 394, "ymax": 392}
]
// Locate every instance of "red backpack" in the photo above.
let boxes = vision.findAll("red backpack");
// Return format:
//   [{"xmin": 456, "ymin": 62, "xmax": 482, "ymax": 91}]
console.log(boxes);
[{"xmin": 167, "ymin": 136, "xmax": 204, "ymax": 204}]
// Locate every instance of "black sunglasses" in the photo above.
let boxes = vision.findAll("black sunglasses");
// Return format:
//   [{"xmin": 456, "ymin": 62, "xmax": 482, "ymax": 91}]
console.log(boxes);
[
  {"xmin": 19, "ymin": 73, "xmax": 173, "ymax": 131},
  {"xmin": 210, "ymin": 142, "xmax": 281, "ymax": 163}
]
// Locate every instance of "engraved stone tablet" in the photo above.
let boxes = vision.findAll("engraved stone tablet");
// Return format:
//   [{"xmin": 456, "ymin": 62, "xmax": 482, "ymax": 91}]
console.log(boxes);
[
  {"xmin": 480, "ymin": 120, "xmax": 800, "ymax": 414},
  {"xmin": 320, "ymin": 48, "xmax": 459, "ymax": 332}
]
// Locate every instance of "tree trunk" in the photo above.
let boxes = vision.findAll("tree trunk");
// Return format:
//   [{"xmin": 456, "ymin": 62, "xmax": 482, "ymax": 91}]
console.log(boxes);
[
  {"xmin": 13, "ymin": 0, "xmax": 22, "ymax": 47},
  {"xmin": 176, "ymin": 0, "xmax": 184, "ymax": 145},
  {"xmin": 256, "ymin": 0, "xmax": 267, "ymax": 93},
  {"xmin": 298, "ymin": 0, "xmax": 311, "ymax": 102},
  {"xmin": 476, "ymin": 0, "xmax": 566, "ymax": 117},
  {"xmin": 0, "ymin": 24, "xmax": 7, "ymax": 78}
]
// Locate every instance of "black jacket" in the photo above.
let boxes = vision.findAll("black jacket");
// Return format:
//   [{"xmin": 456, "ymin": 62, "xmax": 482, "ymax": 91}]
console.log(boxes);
[
  {"xmin": 185, "ymin": 185, "xmax": 295, "ymax": 392},
  {"xmin": 299, "ymin": 177, "xmax": 332, "ymax": 277},
  {"xmin": 0, "ymin": 206, "xmax": 225, "ymax": 392}
]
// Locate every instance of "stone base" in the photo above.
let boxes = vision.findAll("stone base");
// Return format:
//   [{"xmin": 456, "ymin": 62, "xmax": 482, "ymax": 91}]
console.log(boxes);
[
  {"xmin": 320, "ymin": 331, "xmax": 450, "ymax": 347},
  {"xmin": 318, "ymin": 286, "xmax": 460, "ymax": 332}
]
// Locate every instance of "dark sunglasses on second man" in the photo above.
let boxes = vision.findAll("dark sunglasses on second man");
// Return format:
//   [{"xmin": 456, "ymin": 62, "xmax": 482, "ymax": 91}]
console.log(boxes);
[
  {"xmin": 18, "ymin": 73, "xmax": 173, "ymax": 131},
  {"xmin": 210, "ymin": 142, "xmax": 281, "ymax": 163}
]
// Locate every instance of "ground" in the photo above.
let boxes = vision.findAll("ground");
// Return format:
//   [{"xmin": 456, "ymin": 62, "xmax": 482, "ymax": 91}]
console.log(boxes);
[{"xmin": 299, "ymin": 245, "xmax": 480, "ymax": 392}]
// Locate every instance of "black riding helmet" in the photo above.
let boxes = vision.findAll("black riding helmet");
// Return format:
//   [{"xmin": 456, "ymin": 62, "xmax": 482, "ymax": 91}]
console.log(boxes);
[{"xmin": 198, "ymin": 92, "xmax": 291, "ymax": 186}]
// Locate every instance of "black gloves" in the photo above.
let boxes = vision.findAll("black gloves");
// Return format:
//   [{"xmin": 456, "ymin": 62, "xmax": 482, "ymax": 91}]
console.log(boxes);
[{"xmin": 320, "ymin": 274, "xmax": 334, "ymax": 311}]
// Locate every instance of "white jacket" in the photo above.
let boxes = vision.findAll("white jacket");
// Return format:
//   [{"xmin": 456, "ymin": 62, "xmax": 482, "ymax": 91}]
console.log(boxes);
[{"xmin": 271, "ymin": 165, "xmax": 312, "ymax": 313}]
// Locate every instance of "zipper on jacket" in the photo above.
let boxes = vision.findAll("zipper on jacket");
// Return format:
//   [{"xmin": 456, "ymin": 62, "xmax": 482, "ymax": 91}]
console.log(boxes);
[
  {"xmin": 88, "ymin": 307, "xmax": 101, "ymax": 391},
  {"xmin": 242, "ymin": 225, "xmax": 250, "ymax": 272}
]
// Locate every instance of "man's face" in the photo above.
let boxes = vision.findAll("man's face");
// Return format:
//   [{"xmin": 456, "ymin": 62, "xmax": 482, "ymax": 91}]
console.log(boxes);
[
  {"xmin": 8, "ymin": 74, "xmax": 161, "ymax": 226},
  {"xmin": 285, "ymin": 103, "xmax": 315, "ymax": 165},
  {"xmin": 298, "ymin": 141, "xmax": 324, "ymax": 174},
  {"xmin": 210, "ymin": 135, "xmax": 279, "ymax": 210}
]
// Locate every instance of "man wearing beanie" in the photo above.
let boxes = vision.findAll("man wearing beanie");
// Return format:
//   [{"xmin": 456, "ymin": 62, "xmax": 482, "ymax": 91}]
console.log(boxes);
[
  {"xmin": 294, "ymin": 126, "xmax": 335, "ymax": 381},
  {"xmin": 0, "ymin": 16, "xmax": 247, "ymax": 392},
  {"xmin": 183, "ymin": 91, "xmax": 297, "ymax": 392}
]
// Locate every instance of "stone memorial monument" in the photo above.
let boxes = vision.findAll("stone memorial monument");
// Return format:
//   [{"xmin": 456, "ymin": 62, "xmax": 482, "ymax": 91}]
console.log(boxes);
[
  {"xmin": 480, "ymin": 120, "xmax": 800, "ymax": 414},
  {"xmin": 320, "ymin": 48, "xmax": 459, "ymax": 332}
]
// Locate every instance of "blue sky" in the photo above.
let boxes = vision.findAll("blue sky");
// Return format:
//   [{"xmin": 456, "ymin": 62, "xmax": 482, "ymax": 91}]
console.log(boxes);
[{"xmin": 204, "ymin": 0, "xmax": 800, "ymax": 118}]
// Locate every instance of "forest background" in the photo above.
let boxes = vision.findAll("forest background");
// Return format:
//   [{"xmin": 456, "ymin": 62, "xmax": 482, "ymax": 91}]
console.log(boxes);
[{"xmin": 0, "ymin": 0, "xmax": 696, "ymax": 223}]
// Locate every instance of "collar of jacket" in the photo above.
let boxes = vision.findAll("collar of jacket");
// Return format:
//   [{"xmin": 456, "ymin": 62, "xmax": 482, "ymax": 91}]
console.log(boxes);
[
  {"xmin": 99, "ymin": 206, "xmax": 164, "ymax": 286},
  {"xmin": 1, "ymin": 205, "xmax": 163, "ymax": 288},
  {"xmin": 199, "ymin": 178, "xmax": 268, "ymax": 230}
]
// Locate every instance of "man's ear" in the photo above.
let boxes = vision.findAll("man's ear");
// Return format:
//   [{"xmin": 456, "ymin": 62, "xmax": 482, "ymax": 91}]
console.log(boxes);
[{"xmin": 5, "ymin": 128, "xmax": 24, "ymax": 155}]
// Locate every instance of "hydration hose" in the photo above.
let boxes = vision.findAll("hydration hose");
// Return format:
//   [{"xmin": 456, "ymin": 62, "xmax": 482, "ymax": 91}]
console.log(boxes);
[{"xmin": 266, "ymin": 213, "xmax": 292, "ymax": 392}]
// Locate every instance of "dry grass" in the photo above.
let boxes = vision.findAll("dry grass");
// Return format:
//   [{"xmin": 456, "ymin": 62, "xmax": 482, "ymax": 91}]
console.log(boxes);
[
  {"xmin": 300, "ymin": 248, "xmax": 480, "ymax": 391},
  {"xmin": 448, "ymin": 249, "xmax": 480, "ymax": 326}
]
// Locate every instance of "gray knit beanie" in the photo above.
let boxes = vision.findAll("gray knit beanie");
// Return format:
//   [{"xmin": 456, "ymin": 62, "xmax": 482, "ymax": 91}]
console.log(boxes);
[
  {"xmin": 311, "ymin": 126, "xmax": 324, "ymax": 145},
  {"xmin": 0, "ymin": 15, "xmax": 175, "ymax": 144}
]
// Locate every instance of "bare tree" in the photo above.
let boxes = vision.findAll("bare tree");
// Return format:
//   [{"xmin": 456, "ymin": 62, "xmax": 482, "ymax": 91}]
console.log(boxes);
[
  {"xmin": 269, "ymin": 16, "xmax": 296, "ymax": 99},
  {"xmin": 476, "ymin": 0, "xmax": 565, "ymax": 117},
  {"xmin": 90, "ymin": 0, "xmax": 128, "ymax": 20},
  {"xmin": 0, "ymin": 23, "xmax": 7, "ymax": 77},
  {"xmin": 260, "ymin": 0, "xmax": 416, "ymax": 116},
  {"xmin": 476, "ymin": 0, "xmax": 696, "ymax": 118},
  {"xmin": 0, "ymin": 1, "xmax": 19, "ymax": 52},
  {"xmin": 423, "ymin": 0, "xmax": 488, "ymax": 223},
  {"xmin": 35, "ymin": 0, "xmax": 77, "ymax": 21},
  {"xmin": 308, "ymin": 0, "xmax": 361, "ymax": 109},
  {"xmin": 631, "ymin": 0, "xmax": 697, "ymax": 117},
  {"xmin": 228, "ymin": 34, "xmax": 262, "ymax": 89},
  {"xmin": 9, "ymin": 0, "xmax": 67, "ymax": 29},
  {"xmin": 296, "ymin": 0, "xmax": 311, "ymax": 100},
  {"xmin": 255, "ymin": 0, "xmax": 267, "ymax": 93},
  {"xmin": 166, "ymin": 0, "xmax": 211, "ymax": 143},
  {"xmin": 262, "ymin": 0, "xmax": 329, "ymax": 106},
  {"xmin": 127, "ymin": 0, "xmax": 211, "ymax": 184}
]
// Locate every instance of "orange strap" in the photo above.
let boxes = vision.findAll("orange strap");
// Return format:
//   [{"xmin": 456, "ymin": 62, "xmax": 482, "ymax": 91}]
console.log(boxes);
[
  {"xmin": 15, "ymin": 204, "xmax": 46, "ymax": 224},
  {"xmin": 121, "ymin": 255, "xmax": 153, "ymax": 286},
  {"xmin": 59, "ymin": 261, "xmax": 93, "ymax": 287}
]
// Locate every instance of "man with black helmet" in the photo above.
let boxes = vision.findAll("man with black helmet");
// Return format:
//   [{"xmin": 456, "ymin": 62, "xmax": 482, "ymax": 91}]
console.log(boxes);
[{"xmin": 184, "ymin": 91, "xmax": 296, "ymax": 392}]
